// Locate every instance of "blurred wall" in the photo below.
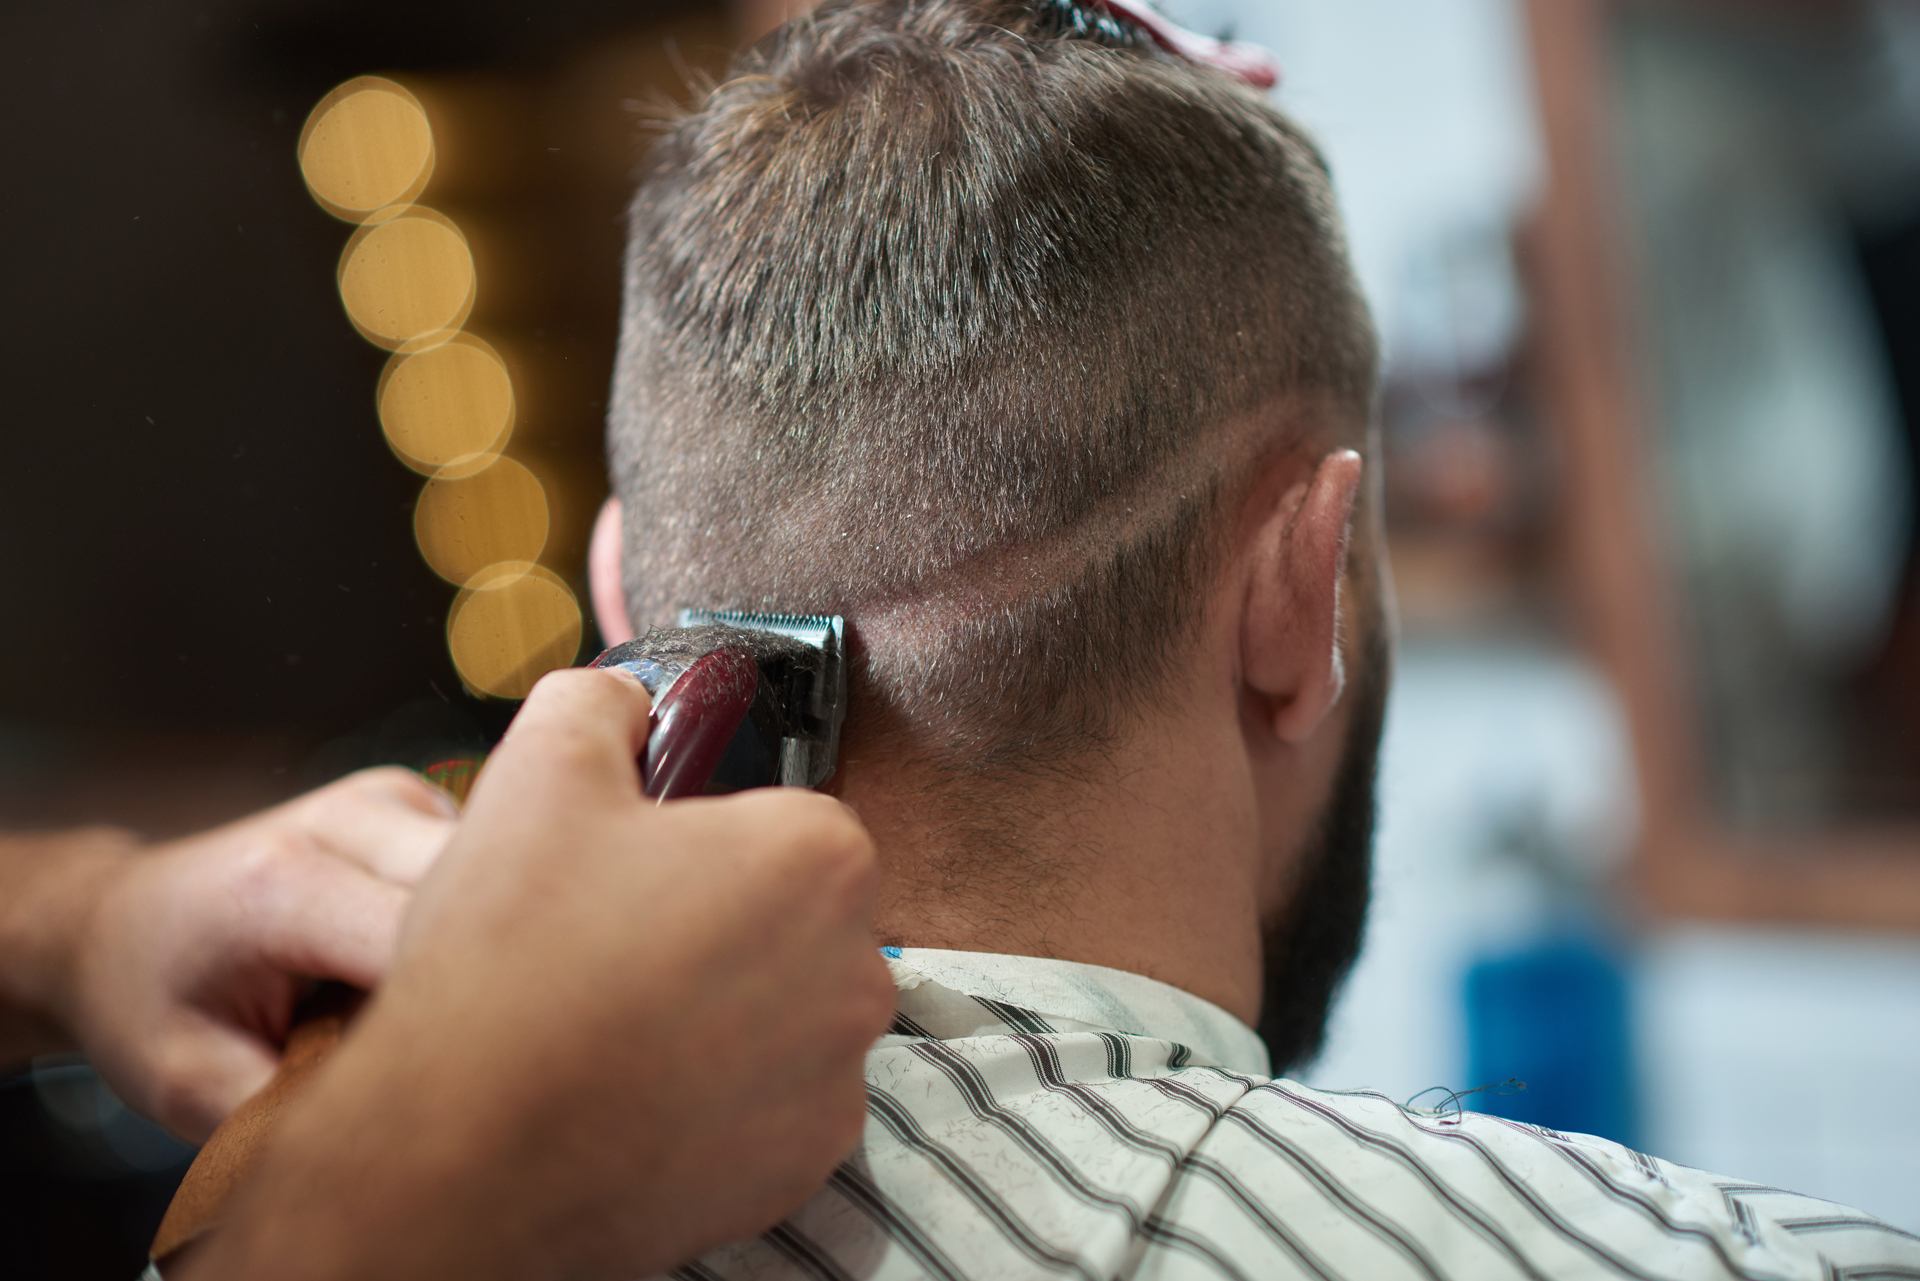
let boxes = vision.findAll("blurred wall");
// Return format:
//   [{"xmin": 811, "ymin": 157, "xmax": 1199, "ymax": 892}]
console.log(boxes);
[{"xmin": 1168, "ymin": 0, "xmax": 1920, "ymax": 1230}]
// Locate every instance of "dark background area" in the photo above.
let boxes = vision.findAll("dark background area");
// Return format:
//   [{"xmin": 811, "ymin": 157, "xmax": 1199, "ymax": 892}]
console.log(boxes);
[{"xmin": 1, "ymin": 2, "xmax": 731, "ymax": 1274}]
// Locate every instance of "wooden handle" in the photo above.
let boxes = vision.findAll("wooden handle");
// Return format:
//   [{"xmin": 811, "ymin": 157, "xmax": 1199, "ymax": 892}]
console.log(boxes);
[{"xmin": 149, "ymin": 985, "xmax": 363, "ymax": 1268}]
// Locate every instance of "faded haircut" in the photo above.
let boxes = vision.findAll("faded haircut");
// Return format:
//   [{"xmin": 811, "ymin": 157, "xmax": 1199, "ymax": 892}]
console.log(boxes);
[{"xmin": 608, "ymin": 0, "xmax": 1378, "ymax": 768}]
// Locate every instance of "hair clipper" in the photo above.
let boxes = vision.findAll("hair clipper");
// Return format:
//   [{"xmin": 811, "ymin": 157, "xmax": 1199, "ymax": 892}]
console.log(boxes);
[{"xmin": 590, "ymin": 609, "xmax": 848, "ymax": 799}]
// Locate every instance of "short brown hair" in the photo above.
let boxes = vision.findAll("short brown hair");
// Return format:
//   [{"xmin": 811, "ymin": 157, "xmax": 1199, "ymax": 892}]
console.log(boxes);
[{"xmin": 609, "ymin": 0, "xmax": 1376, "ymax": 768}]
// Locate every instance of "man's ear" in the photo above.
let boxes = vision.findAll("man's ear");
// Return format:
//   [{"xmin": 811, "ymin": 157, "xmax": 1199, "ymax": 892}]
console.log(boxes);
[
  {"xmin": 1242, "ymin": 450, "xmax": 1364, "ymax": 744},
  {"xmin": 588, "ymin": 498, "xmax": 635, "ymax": 646}
]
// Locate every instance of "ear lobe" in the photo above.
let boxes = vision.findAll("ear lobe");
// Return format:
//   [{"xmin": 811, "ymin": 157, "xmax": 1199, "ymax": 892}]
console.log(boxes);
[
  {"xmin": 1243, "ymin": 450, "xmax": 1364, "ymax": 744},
  {"xmin": 588, "ymin": 498, "xmax": 636, "ymax": 646}
]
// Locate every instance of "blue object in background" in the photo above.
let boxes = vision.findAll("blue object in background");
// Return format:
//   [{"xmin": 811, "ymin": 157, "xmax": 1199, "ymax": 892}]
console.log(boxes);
[{"xmin": 1463, "ymin": 929, "xmax": 1638, "ymax": 1147}]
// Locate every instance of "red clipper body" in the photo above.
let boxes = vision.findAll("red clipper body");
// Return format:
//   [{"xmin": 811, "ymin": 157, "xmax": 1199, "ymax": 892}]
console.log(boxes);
[{"xmin": 590, "ymin": 611, "xmax": 848, "ymax": 801}]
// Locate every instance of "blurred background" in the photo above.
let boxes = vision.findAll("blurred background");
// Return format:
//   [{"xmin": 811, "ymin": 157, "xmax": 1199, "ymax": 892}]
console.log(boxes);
[{"xmin": 1, "ymin": 0, "xmax": 1916, "ymax": 1274}]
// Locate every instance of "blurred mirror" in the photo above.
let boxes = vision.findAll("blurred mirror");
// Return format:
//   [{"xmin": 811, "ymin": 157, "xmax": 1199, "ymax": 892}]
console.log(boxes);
[{"xmin": 1611, "ymin": 0, "xmax": 1920, "ymax": 831}]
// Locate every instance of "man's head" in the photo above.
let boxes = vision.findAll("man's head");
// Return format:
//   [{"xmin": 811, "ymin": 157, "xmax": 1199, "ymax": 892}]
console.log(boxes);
[{"xmin": 593, "ymin": 0, "xmax": 1390, "ymax": 1069}]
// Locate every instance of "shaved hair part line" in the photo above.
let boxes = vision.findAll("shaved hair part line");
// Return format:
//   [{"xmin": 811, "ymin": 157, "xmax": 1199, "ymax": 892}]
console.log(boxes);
[{"xmin": 609, "ymin": 0, "xmax": 1379, "ymax": 765}]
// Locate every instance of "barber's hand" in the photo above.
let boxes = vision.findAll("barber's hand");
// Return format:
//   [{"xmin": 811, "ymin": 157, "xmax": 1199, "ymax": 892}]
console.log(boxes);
[
  {"xmin": 200, "ymin": 668, "xmax": 895, "ymax": 1281},
  {"xmin": 46, "ymin": 769, "xmax": 456, "ymax": 1140}
]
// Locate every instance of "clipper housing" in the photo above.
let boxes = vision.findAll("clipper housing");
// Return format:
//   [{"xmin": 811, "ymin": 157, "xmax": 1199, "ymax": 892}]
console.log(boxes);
[{"xmin": 591, "ymin": 610, "xmax": 847, "ymax": 799}]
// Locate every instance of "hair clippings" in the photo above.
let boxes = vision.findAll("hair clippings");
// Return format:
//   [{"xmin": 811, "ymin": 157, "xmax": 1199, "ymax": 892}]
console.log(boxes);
[{"xmin": 1040, "ymin": 0, "xmax": 1281, "ymax": 91}]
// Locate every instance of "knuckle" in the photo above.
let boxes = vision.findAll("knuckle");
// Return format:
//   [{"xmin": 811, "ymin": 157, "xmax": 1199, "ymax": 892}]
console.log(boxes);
[
  {"xmin": 302, "ymin": 767, "xmax": 406, "ymax": 826},
  {"xmin": 695, "ymin": 792, "xmax": 877, "ymax": 907},
  {"xmin": 375, "ymin": 766, "xmax": 457, "ymax": 817},
  {"xmin": 313, "ymin": 768, "xmax": 384, "ymax": 811},
  {"xmin": 713, "ymin": 791, "xmax": 812, "ymax": 857},
  {"xmin": 719, "ymin": 786, "xmax": 804, "ymax": 822},
  {"xmin": 225, "ymin": 827, "xmax": 317, "ymax": 912},
  {"xmin": 344, "ymin": 766, "xmax": 441, "ymax": 810},
  {"xmin": 231, "ymin": 824, "xmax": 308, "ymax": 880},
  {"xmin": 779, "ymin": 800, "xmax": 876, "ymax": 875},
  {"xmin": 811, "ymin": 827, "xmax": 880, "ymax": 907},
  {"xmin": 144, "ymin": 1042, "xmax": 211, "ymax": 1135},
  {"xmin": 346, "ymin": 765, "xmax": 415, "ymax": 795}
]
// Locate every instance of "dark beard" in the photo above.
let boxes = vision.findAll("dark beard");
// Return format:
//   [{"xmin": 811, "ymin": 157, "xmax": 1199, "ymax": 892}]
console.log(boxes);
[{"xmin": 1255, "ymin": 622, "xmax": 1390, "ymax": 1075}]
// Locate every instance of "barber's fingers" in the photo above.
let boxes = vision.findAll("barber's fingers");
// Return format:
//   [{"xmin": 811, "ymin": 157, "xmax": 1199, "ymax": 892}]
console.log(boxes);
[
  {"xmin": 294, "ymin": 767, "xmax": 458, "ymax": 885},
  {"xmin": 674, "ymin": 789, "xmax": 881, "ymax": 915},
  {"xmin": 149, "ymin": 1020, "xmax": 280, "ymax": 1143},
  {"xmin": 240, "ymin": 846, "xmax": 412, "ymax": 991},
  {"xmin": 483, "ymin": 667, "xmax": 655, "ymax": 802}
]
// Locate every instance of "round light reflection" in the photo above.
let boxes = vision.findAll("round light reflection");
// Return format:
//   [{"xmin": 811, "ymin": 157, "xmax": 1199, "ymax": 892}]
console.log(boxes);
[
  {"xmin": 337, "ymin": 207, "xmax": 475, "ymax": 351},
  {"xmin": 298, "ymin": 78, "xmax": 435, "ymax": 220},
  {"xmin": 414, "ymin": 454, "xmax": 549, "ymax": 584},
  {"xmin": 378, "ymin": 334, "xmax": 515, "ymax": 473},
  {"xmin": 448, "ymin": 562, "xmax": 583, "ymax": 700}
]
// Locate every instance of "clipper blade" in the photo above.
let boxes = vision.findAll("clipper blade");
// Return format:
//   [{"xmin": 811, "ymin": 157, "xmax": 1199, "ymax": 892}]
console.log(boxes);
[{"xmin": 676, "ymin": 609, "xmax": 847, "ymax": 790}]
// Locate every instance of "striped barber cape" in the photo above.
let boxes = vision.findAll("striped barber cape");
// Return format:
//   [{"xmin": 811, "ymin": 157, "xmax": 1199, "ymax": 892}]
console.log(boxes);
[{"xmin": 675, "ymin": 949, "xmax": 1920, "ymax": 1281}]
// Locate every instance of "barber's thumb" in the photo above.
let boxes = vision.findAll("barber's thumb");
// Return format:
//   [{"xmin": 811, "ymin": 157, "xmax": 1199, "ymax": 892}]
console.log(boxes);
[{"xmin": 152, "ymin": 1023, "xmax": 279, "ymax": 1143}]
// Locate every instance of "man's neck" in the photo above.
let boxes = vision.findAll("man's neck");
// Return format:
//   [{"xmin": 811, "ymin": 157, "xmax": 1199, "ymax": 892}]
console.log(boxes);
[{"xmin": 839, "ymin": 715, "xmax": 1269, "ymax": 1025}]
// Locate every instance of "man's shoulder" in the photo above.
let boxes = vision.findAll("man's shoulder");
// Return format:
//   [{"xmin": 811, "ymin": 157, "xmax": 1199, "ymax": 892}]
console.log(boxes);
[
  {"xmin": 864, "ymin": 1039, "xmax": 1920, "ymax": 1281},
  {"xmin": 1210, "ymin": 1077, "xmax": 1920, "ymax": 1281},
  {"xmin": 688, "ymin": 1039, "xmax": 1919, "ymax": 1280}
]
